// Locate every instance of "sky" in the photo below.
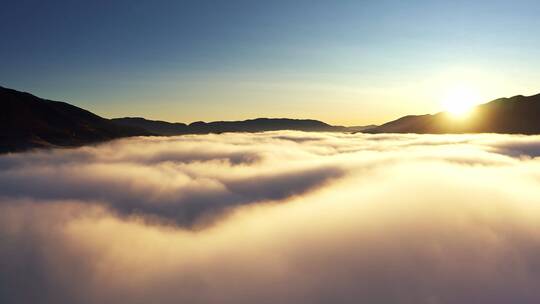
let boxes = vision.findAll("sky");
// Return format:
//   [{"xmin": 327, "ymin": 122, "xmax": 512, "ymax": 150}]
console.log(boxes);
[{"xmin": 2, "ymin": 0, "xmax": 540, "ymax": 125}]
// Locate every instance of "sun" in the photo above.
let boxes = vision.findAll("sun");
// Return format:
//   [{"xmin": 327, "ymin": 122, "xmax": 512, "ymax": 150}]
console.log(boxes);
[{"xmin": 440, "ymin": 86, "xmax": 482, "ymax": 117}]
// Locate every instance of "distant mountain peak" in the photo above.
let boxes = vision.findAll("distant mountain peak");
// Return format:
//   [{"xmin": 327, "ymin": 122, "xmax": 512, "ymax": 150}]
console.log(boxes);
[{"xmin": 114, "ymin": 117, "xmax": 350, "ymax": 136}]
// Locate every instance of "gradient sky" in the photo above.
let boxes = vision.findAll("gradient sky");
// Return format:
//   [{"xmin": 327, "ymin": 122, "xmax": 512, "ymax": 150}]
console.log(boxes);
[{"xmin": 2, "ymin": 0, "xmax": 540, "ymax": 125}]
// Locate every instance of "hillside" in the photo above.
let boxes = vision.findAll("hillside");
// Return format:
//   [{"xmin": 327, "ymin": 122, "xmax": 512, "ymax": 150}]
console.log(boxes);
[
  {"xmin": 367, "ymin": 93, "xmax": 540, "ymax": 134},
  {"xmin": 0, "ymin": 86, "xmax": 149, "ymax": 153}
]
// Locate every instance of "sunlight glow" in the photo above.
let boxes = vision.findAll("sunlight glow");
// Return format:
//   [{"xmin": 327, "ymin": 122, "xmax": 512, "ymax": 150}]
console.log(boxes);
[{"xmin": 440, "ymin": 86, "xmax": 482, "ymax": 117}]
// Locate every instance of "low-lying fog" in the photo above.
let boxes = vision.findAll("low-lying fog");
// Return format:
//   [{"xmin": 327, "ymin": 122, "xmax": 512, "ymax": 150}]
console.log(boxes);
[{"xmin": 2, "ymin": 131, "xmax": 540, "ymax": 303}]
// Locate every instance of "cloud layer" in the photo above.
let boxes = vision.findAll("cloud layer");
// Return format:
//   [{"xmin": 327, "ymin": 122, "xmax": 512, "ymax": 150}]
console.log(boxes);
[{"xmin": 2, "ymin": 132, "xmax": 540, "ymax": 303}]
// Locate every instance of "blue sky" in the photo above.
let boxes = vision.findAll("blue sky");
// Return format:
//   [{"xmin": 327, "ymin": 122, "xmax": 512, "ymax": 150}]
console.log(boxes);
[{"xmin": 2, "ymin": 0, "xmax": 540, "ymax": 124}]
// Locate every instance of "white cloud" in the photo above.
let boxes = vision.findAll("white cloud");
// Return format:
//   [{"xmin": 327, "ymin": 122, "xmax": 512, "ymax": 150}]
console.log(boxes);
[{"xmin": 2, "ymin": 132, "xmax": 540, "ymax": 303}]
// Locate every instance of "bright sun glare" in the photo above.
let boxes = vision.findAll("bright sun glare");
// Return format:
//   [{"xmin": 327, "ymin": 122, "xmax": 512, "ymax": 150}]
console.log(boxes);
[{"xmin": 441, "ymin": 86, "xmax": 482, "ymax": 117}]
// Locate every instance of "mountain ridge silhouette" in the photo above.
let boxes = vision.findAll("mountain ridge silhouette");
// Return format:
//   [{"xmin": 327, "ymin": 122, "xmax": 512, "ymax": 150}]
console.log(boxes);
[{"xmin": 3, "ymin": 85, "xmax": 540, "ymax": 154}]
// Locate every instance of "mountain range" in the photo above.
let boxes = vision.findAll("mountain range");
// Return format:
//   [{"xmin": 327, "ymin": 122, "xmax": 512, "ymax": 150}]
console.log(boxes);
[
  {"xmin": 111, "ymin": 117, "xmax": 374, "ymax": 135},
  {"xmin": 0, "ymin": 86, "xmax": 373, "ymax": 153},
  {"xmin": 2, "ymin": 85, "xmax": 540, "ymax": 153}
]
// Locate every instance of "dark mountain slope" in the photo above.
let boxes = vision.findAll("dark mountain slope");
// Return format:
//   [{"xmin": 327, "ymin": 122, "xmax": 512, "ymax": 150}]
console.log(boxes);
[
  {"xmin": 367, "ymin": 93, "xmax": 540, "ymax": 134},
  {"xmin": 0, "ymin": 86, "xmax": 150, "ymax": 153}
]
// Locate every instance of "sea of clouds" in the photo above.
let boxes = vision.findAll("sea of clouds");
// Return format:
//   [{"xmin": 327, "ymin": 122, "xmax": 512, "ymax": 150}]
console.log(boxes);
[{"xmin": 2, "ymin": 131, "xmax": 540, "ymax": 303}]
